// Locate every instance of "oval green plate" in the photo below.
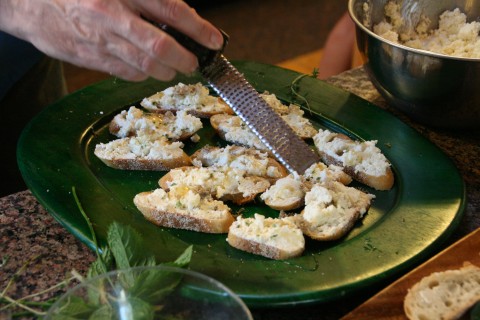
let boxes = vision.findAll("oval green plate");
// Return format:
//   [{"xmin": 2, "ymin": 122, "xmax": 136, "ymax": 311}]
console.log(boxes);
[{"xmin": 17, "ymin": 61, "xmax": 465, "ymax": 307}]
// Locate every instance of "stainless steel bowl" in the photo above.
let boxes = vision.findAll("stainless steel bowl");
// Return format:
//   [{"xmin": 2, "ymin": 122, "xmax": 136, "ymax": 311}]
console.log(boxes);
[{"xmin": 348, "ymin": 0, "xmax": 480, "ymax": 129}]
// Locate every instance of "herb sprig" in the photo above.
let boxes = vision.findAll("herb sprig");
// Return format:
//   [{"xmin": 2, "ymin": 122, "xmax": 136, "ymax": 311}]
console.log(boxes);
[
  {"xmin": 289, "ymin": 68, "xmax": 319, "ymax": 115},
  {"xmin": 0, "ymin": 187, "xmax": 193, "ymax": 319}
]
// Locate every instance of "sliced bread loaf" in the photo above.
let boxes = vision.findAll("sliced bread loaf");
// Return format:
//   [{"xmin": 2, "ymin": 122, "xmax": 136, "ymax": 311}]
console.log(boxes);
[{"xmin": 404, "ymin": 263, "xmax": 480, "ymax": 320}]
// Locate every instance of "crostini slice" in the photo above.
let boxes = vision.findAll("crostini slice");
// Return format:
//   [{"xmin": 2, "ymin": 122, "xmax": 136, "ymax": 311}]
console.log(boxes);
[
  {"xmin": 296, "ymin": 181, "xmax": 375, "ymax": 241},
  {"xmin": 134, "ymin": 187, "xmax": 234, "ymax": 233},
  {"xmin": 191, "ymin": 145, "xmax": 288, "ymax": 183},
  {"xmin": 109, "ymin": 106, "xmax": 202, "ymax": 141},
  {"xmin": 313, "ymin": 129, "xmax": 394, "ymax": 190},
  {"xmin": 159, "ymin": 166, "xmax": 271, "ymax": 205},
  {"xmin": 140, "ymin": 82, "xmax": 233, "ymax": 118},
  {"xmin": 227, "ymin": 213, "xmax": 305, "ymax": 260},
  {"xmin": 94, "ymin": 135, "xmax": 191, "ymax": 171}
]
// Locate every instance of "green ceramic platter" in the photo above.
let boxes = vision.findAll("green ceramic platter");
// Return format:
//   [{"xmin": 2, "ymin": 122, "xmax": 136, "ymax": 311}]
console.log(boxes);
[{"xmin": 18, "ymin": 61, "xmax": 465, "ymax": 307}]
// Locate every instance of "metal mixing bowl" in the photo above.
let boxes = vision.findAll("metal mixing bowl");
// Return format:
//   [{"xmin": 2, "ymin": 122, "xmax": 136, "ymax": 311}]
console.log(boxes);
[{"xmin": 348, "ymin": 0, "xmax": 480, "ymax": 129}]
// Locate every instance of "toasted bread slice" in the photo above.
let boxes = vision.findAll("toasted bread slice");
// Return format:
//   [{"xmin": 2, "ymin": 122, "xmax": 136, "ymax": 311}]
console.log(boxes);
[
  {"xmin": 134, "ymin": 188, "xmax": 234, "ymax": 233},
  {"xmin": 260, "ymin": 92, "xmax": 317, "ymax": 139},
  {"xmin": 297, "ymin": 181, "xmax": 374, "ymax": 241},
  {"xmin": 140, "ymin": 82, "xmax": 233, "ymax": 118},
  {"xmin": 209, "ymin": 106, "xmax": 315, "ymax": 151},
  {"xmin": 191, "ymin": 145, "xmax": 287, "ymax": 183},
  {"xmin": 260, "ymin": 175, "xmax": 305, "ymax": 211},
  {"xmin": 210, "ymin": 114, "xmax": 269, "ymax": 152},
  {"xmin": 303, "ymin": 162, "xmax": 353, "ymax": 187},
  {"xmin": 404, "ymin": 263, "xmax": 480, "ymax": 320},
  {"xmin": 109, "ymin": 106, "xmax": 202, "ymax": 141},
  {"xmin": 227, "ymin": 214, "xmax": 305, "ymax": 260},
  {"xmin": 159, "ymin": 166, "xmax": 270, "ymax": 205},
  {"xmin": 313, "ymin": 129, "xmax": 394, "ymax": 190},
  {"xmin": 94, "ymin": 136, "xmax": 191, "ymax": 170}
]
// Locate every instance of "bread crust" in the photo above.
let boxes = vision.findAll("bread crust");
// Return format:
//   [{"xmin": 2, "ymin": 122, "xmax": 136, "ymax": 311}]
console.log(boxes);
[
  {"xmin": 96, "ymin": 151, "xmax": 192, "ymax": 171},
  {"xmin": 227, "ymin": 231, "xmax": 304, "ymax": 260},
  {"xmin": 134, "ymin": 191, "xmax": 234, "ymax": 233}
]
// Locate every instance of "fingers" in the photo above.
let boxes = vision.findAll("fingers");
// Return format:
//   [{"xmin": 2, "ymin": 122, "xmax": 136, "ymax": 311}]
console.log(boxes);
[
  {"xmin": 107, "ymin": 30, "xmax": 191, "ymax": 81},
  {"xmin": 111, "ymin": 13, "xmax": 199, "ymax": 79},
  {"xmin": 136, "ymin": 0, "xmax": 224, "ymax": 50}
]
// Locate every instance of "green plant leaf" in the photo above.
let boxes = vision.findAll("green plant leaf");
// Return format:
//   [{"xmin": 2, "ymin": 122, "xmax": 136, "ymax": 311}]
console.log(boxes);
[
  {"xmin": 88, "ymin": 304, "xmax": 114, "ymax": 320},
  {"xmin": 126, "ymin": 267, "xmax": 184, "ymax": 304},
  {"xmin": 50, "ymin": 295, "xmax": 97, "ymax": 319},
  {"xmin": 164, "ymin": 246, "xmax": 193, "ymax": 269},
  {"xmin": 113, "ymin": 296, "xmax": 155, "ymax": 320},
  {"xmin": 107, "ymin": 222, "xmax": 153, "ymax": 270}
]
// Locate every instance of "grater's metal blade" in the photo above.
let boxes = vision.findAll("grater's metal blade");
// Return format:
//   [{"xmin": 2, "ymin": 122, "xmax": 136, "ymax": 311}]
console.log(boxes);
[{"xmin": 200, "ymin": 55, "xmax": 320, "ymax": 175}]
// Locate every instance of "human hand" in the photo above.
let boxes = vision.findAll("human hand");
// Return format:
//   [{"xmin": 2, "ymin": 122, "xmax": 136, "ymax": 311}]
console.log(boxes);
[{"xmin": 0, "ymin": 0, "xmax": 224, "ymax": 81}]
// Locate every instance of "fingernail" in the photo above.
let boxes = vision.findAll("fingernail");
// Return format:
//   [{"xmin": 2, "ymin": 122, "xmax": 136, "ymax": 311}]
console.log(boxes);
[{"xmin": 210, "ymin": 31, "xmax": 223, "ymax": 50}]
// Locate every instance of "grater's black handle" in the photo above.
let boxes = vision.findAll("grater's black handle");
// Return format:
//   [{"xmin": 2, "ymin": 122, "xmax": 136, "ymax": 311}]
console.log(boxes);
[{"xmin": 145, "ymin": 17, "xmax": 229, "ymax": 69}]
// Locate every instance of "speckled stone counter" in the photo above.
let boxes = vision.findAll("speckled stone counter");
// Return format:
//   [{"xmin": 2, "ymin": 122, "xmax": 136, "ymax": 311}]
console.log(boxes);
[{"xmin": 1, "ymin": 67, "xmax": 479, "ymax": 319}]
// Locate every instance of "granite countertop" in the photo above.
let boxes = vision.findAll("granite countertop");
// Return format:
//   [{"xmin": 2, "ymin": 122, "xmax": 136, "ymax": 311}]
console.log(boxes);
[{"xmin": 1, "ymin": 67, "xmax": 479, "ymax": 319}]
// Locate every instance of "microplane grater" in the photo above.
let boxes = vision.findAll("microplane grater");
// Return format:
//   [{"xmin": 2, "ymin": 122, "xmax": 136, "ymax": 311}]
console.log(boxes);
[
  {"xmin": 148, "ymin": 21, "xmax": 320, "ymax": 174},
  {"xmin": 200, "ymin": 55, "xmax": 320, "ymax": 174}
]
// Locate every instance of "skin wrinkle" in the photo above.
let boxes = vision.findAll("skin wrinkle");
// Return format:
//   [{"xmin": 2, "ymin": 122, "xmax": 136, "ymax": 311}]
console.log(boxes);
[{"xmin": 0, "ymin": 0, "xmax": 221, "ymax": 81}]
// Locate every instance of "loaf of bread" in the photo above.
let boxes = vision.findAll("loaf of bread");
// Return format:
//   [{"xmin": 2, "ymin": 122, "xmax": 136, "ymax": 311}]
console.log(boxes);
[
  {"xmin": 140, "ymin": 82, "xmax": 233, "ymax": 118},
  {"xmin": 134, "ymin": 187, "xmax": 234, "ymax": 233},
  {"xmin": 313, "ymin": 128, "xmax": 394, "ymax": 190},
  {"xmin": 404, "ymin": 263, "xmax": 480, "ymax": 320},
  {"xmin": 296, "ymin": 181, "xmax": 374, "ymax": 241},
  {"xmin": 227, "ymin": 214, "xmax": 305, "ymax": 260},
  {"xmin": 94, "ymin": 135, "xmax": 191, "ymax": 170},
  {"xmin": 191, "ymin": 145, "xmax": 287, "ymax": 183},
  {"xmin": 159, "ymin": 166, "xmax": 271, "ymax": 205},
  {"xmin": 109, "ymin": 106, "xmax": 202, "ymax": 141}
]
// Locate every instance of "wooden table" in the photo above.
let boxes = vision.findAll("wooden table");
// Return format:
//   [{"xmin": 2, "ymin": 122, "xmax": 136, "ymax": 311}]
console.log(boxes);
[{"xmin": 1, "ymin": 64, "xmax": 479, "ymax": 320}]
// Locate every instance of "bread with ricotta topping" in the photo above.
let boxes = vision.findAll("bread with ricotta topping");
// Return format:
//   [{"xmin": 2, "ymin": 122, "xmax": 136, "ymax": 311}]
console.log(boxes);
[
  {"xmin": 296, "ymin": 181, "xmax": 374, "ymax": 241},
  {"xmin": 227, "ymin": 214, "xmax": 305, "ymax": 260},
  {"xmin": 191, "ymin": 145, "xmax": 288, "ymax": 183},
  {"xmin": 109, "ymin": 106, "xmax": 202, "ymax": 141},
  {"xmin": 94, "ymin": 135, "xmax": 191, "ymax": 170},
  {"xmin": 134, "ymin": 187, "xmax": 234, "ymax": 233},
  {"xmin": 140, "ymin": 82, "xmax": 233, "ymax": 118},
  {"xmin": 313, "ymin": 128, "xmax": 394, "ymax": 190},
  {"xmin": 159, "ymin": 166, "xmax": 271, "ymax": 205}
]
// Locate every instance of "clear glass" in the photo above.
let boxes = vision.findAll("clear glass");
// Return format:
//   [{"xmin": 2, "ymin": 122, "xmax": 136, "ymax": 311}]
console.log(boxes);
[{"xmin": 45, "ymin": 266, "xmax": 253, "ymax": 320}]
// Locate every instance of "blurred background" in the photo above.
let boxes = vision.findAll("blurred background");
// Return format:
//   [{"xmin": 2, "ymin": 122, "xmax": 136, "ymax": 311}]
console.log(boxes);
[{"xmin": 64, "ymin": 0, "xmax": 348, "ymax": 92}]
